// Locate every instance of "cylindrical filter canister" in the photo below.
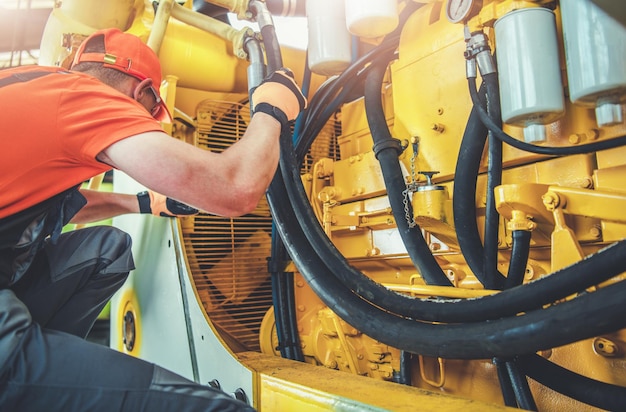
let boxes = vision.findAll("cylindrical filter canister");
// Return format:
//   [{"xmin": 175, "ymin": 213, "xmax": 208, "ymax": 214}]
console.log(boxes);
[
  {"xmin": 306, "ymin": 0, "xmax": 352, "ymax": 75},
  {"xmin": 494, "ymin": 8, "xmax": 565, "ymax": 143},
  {"xmin": 345, "ymin": 0, "xmax": 398, "ymax": 38},
  {"xmin": 561, "ymin": 0, "xmax": 626, "ymax": 127}
]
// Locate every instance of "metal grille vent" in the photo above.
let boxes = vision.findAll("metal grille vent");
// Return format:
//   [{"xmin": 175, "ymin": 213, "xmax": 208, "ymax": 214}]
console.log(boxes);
[
  {"xmin": 183, "ymin": 100, "xmax": 272, "ymax": 352},
  {"xmin": 181, "ymin": 100, "xmax": 340, "ymax": 353}
]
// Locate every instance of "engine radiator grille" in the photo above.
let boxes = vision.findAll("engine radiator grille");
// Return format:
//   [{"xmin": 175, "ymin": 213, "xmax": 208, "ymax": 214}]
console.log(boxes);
[
  {"xmin": 181, "ymin": 101, "xmax": 271, "ymax": 352},
  {"xmin": 181, "ymin": 99, "xmax": 339, "ymax": 352}
]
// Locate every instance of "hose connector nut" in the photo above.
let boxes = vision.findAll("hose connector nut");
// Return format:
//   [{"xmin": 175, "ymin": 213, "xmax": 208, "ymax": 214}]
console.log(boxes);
[{"xmin": 465, "ymin": 31, "xmax": 496, "ymax": 76}]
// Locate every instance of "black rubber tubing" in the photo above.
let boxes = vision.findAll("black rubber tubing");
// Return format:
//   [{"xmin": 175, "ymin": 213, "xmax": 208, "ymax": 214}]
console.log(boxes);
[
  {"xmin": 296, "ymin": 43, "xmax": 399, "ymax": 164},
  {"xmin": 269, "ymin": 232, "xmax": 303, "ymax": 361},
  {"xmin": 364, "ymin": 60, "xmax": 452, "ymax": 286},
  {"xmin": 453, "ymin": 81, "xmax": 508, "ymax": 289},
  {"xmin": 279, "ymin": 123, "xmax": 626, "ymax": 323},
  {"xmin": 504, "ymin": 230, "xmax": 532, "ymax": 289},
  {"xmin": 519, "ymin": 353, "xmax": 626, "ymax": 411},
  {"xmin": 505, "ymin": 359, "xmax": 538, "ymax": 411},
  {"xmin": 453, "ymin": 85, "xmax": 500, "ymax": 286},
  {"xmin": 262, "ymin": 12, "xmax": 303, "ymax": 362},
  {"xmin": 494, "ymin": 358, "xmax": 518, "ymax": 407},
  {"xmin": 483, "ymin": 72, "xmax": 507, "ymax": 290},
  {"xmin": 268, "ymin": 127, "xmax": 626, "ymax": 359},
  {"xmin": 496, "ymin": 231, "xmax": 533, "ymax": 408},
  {"xmin": 260, "ymin": 24, "xmax": 282, "ymax": 74},
  {"xmin": 463, "ymin": 74, "xmax": 626, "ymax": 408},
  {"xmin": 279, "ymin": 53, "xmax": 626, "ymax": 323},
  {"xmin": 467, "ymin": 77, "xmax": 626, "ymax": 156}
]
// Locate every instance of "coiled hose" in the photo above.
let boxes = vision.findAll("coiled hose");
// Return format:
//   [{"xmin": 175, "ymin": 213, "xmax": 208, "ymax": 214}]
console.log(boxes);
[
  {"xmin": 273, "ymin": 42, "xmax": 626, "ymax": 324},
  {"xmin": 268, "ymin": 122, "xmax": 626, "ymax": 359}
]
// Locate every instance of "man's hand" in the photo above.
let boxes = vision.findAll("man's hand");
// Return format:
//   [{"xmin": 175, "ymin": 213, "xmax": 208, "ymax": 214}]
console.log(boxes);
[
  {"xmin": 137, "ymin": 190, "xmax": 198, "ymax": 217},
  {"xmin": 251, "ymin": 68, "xmax": 307, "ymax": 124}
]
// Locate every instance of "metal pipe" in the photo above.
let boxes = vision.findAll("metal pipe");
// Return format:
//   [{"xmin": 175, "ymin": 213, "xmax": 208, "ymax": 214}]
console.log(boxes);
[
  {"xmin": 244, "ymin": 36, "xmax": 265, "ymax": 93},
  {"xmin": 171, "ymin": 2, "xmax": 252, "ymax": 59},
  {"xmin": 147, "ymin": 0, "xmax": 175, "ymax": 54}
]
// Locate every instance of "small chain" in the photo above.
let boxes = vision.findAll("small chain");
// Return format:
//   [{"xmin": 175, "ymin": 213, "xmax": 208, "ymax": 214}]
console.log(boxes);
[
  {"xmin": 402, "ymin": 138, "xmax": 419, "ymax": 228},
  {"xmin": 403, "ymin": 188, "xmax": 416, "ymax": 228}
]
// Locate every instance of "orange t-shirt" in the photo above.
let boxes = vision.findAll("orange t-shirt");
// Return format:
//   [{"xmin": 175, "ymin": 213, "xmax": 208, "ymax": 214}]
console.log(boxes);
[{"xmin": 0, "ymin": 66, "xmax": 164, "ymax": 218}]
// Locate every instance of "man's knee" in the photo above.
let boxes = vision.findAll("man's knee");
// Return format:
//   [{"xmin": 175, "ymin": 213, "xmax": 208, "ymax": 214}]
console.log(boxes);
[
  {"xmin": 45, "ymin": 227, "xmax": 135, "ymax": 279},
  {"xmin": 92, "ymin": 227, "xmax": 134, "ymax": 275}
]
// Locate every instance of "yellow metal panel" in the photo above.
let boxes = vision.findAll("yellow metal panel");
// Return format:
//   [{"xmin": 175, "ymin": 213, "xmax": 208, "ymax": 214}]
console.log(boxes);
[{"xmin": 239, "ymin": 352, "xmax": 520, "ymax": 412}]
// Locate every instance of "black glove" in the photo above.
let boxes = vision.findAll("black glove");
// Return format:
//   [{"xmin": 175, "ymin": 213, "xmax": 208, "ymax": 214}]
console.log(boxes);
[
  {"xmin": 137, "ymin": 191, "xmax": 198, "ymax": 217},
  {"xmin": 251, "ymin": 68, "xmax": 307, "ymax": 124}
]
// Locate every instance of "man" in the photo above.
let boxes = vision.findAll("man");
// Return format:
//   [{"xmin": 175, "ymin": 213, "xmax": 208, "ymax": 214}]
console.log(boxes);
[{"xmin": 0, "ymin": 27, "xmax": 305, "ymax": 411}]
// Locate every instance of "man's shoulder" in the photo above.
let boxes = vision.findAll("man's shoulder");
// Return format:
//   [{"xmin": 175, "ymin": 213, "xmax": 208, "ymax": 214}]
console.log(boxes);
[
  {"xmin": 0, "ymin": 65, "xmax": 66, "ymax": 82},
  {"xmin": 0, "ymin": 66, "xmax": 91, "ymax": 92}
]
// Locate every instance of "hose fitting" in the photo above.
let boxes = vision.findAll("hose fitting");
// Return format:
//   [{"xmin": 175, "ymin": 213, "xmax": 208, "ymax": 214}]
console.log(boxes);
[{"xmin": 464, "ymin": 31, "xmax": 496, "ymax": 76}]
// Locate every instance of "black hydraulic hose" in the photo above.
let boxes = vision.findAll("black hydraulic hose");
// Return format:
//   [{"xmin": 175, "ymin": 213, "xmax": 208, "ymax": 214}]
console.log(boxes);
[
  {"xmin": 466, "ymin": 75, "xmax": 626, "ymax": 410},
  {"xmin": 299, "ymin": 73, "xmax": 365, "ymax": 160},
  {"xmin": 505, "ymin": 359, "xmax": 538, "ymax": 411},
  {"xmin": 468, "ymin": 77, "xmax": 626, "ymax": 155},
  {"xmin": 268, "ymin": 232, "xmax": 303, "ymax": 361},
  {"xmin": 505, "ymin": 230, "xmax": 532, "ymax": 289},
  {"xmin": 269, "ymin": 260, "xmax": 287, "ymax": 357},
  {"xmin": 483, "ymin": 72, "xmax": 505, "ymax": 290},
  {"xmin": 269, "ymin": 130, "xmax": 626, "ymax": 359},
  {"xmin": 519, "ymin": 354, "xmax": 626, "ymax": 411},
  {"xmin": 503, "ymin": 230, "xmax": 626, "ymax": 411},
  {"xmin": 397, "ymin": 351, "xmax": 412, "ymax": 386},
  {"xmin": 268, "ymin": 0, "xmax": 618, "ymax": 357},
  {"xmin": 250, "ymin": 0, "xmax": 282, "ymax": 73},
  {"xmin": 283, "ymin": 269, "xmax": 303, "ymax": 361},
  {"xmin": 494, "ymin": 358, "xmax": 518, "ymax": 407},
  {"xmin": 453, "ymin": 88, "xmax": 507, "ymax": 289},
  {"xmin": 496, "ymin": 231, "xmax": 532, "ymax": 406},
  {"xmin": 258, "ymin": 13, "xmax": 303, "ymax": 362},
  {"xmin": 272, "ymin": 275, "xmax": 291, "ymax": 359},
  {"xmin": 261, "ymin": 24, "xmax": 282, "ymax": 73},
  {"xmin": 364, "ymin": 61, "xmax": 452, "ymax": 286},
  {"xmin": 296, "ymin": 42, "xmax": 399, "ymax": 163},
  {"xmin": 279, "ymin": 134, "xmax": 626, "ymax": 323},
  {"xmin": 292, "ymin": 51, "xmax": 311, "ymax": 143}
]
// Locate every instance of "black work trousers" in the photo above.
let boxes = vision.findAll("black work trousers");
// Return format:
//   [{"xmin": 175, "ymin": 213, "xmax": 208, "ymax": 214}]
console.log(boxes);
[{"xmin": 0, "ymin": 226, "xmax": 253, "ymax": 411}]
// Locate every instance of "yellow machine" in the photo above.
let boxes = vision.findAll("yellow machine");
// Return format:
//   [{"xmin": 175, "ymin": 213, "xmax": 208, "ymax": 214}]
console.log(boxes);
[{"xmin": 38, "ymin": 0, "xmax": 626, "ymax": 410}]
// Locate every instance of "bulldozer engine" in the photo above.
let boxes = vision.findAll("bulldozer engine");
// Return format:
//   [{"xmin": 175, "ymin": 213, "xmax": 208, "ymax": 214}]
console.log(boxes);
[{"xmin": 36, "ymin": 0, "xmax": 626, "ymax": 410}]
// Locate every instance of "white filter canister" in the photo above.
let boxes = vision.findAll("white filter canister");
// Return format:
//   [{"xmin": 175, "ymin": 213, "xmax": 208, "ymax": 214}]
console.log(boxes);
[
  {"xmin": 306, "ymin": 0, "xmax": 352, "ymax": 75},
  {"xmin": 345, "ymin": 0, "xmax": 398, "ymax": 38},
  {"xmin": 494, "ymin": 8, "xmax": 565, "ymax": 141},
  {"xmin": 561, "ymin": 0, "xmax": 626, "ymax": 127}
]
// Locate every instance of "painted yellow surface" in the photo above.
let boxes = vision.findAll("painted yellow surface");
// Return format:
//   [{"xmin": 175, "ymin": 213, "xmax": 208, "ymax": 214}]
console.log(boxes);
[{"xmin": 239, "ymin": 352, "xmax": 519, "ymax": 412}]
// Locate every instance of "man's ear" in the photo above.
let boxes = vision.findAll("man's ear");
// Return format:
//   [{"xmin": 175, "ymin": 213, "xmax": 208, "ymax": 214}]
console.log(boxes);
[{"xmin": 132, "ymin": 78, "xmax": 152, "ymax": 101}]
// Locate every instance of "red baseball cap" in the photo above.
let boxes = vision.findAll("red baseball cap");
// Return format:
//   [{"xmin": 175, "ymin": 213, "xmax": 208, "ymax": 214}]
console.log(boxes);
[{"xmin": 72, "ymin": 28, "xmax": 171, "ymax": 123}]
